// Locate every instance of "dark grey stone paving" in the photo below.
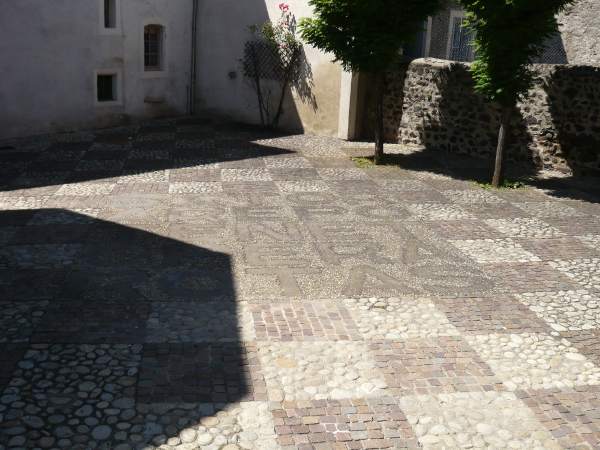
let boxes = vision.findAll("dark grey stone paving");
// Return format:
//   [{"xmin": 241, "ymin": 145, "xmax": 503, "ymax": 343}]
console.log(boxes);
[{"xmin": 0, "ymin": 118, "xmax": 600, "ymax": 449}]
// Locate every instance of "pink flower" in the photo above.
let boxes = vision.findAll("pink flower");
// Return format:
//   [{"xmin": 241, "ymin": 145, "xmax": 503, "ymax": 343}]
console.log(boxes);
[{"xmin": 279, "ymin": 3, "xmax": 289, "ymax": 12}]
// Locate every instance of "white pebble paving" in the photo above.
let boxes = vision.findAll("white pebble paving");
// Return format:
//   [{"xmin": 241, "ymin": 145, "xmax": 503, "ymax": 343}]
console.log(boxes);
[
  {"xmin": 343, "ymin": 297, "xmax": 459, "ymax": 339},
  {"xmin": 450, "ymin": 239, "xmax": 541, "ymax": 263},
  {"xmin": 517, "ymin": 290, "xmax": 600, "ymax": 332},
  {"xmin": 399, "ymin": 391, "xmax": 560, "ymax": 450},
  {"xmin": 465, "ymin": 333, "xmax": 600, "ymax": 391},
  {"xmin": 258, "ymin": 341, "xmax": 387, "ymax": 401}
]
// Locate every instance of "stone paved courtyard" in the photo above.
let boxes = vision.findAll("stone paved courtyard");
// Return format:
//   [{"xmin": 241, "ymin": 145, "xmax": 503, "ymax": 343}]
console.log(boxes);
[{"xmin": 1, "ymin": 117, "xmax": 600, "ymax": 449}]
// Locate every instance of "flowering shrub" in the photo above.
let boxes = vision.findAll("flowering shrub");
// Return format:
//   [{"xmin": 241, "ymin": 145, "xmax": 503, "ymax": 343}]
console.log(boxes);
[
  {"xmin": 249, "ymin": 3, "xmax": 302, "ymax": 59},
  {"xmin": 243, "ymin": 3, "xmax": 303, "ymax": 128}
]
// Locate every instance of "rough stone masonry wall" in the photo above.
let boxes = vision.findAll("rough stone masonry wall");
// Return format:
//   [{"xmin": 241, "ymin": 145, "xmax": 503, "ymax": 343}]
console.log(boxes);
[{"xmin": 384, "ymin": 59, "xmax": 600, "ymax": 175}]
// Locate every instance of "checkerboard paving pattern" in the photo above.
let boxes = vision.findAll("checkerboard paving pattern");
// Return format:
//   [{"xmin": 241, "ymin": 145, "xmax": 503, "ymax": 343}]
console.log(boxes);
[{"xmin": 1, "ymin": 118, "xmax": 600, "ymax": 449}]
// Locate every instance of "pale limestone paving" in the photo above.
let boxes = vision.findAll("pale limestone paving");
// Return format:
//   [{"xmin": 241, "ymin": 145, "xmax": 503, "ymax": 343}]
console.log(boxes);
[
  {"xmin": 484, "ymin": 217, "xmax": 566, "ymax": 239},
  {"xmin": 0, "ymin": 196, "xmax": 49, "ymax": 210},
  {"xmin": 117, "ymin": 170, "xmax": 170, "ymax": 183},
  {"xmin": 465, "ymin": 333, "xmax": 600, "ymax": 391},
  {"xmin": 343, "ymin": 297, "xmax": 459, "ymax": 340},
  {"xmin": 54, "ymin": 183, "xmax": 116, "ymax": 196},
  {"xmin": 131, "ymin": 402, "xmax": 278, "ymax": 450},
  {"xmin": 275, "ymin": 180, "xmax": 330, "ymax": 193},
  {"xmin": 517, "ymin": 290, "xmax": 600, "ymax": 332},
  {"xmin": 316, "ymin": 168, "xmax": 369, "ymax": 180},
  {"xmin": 579, "ymin": 234, "xmax": 600, "ymax": 249},
  {"xmin": 376, "ymin": 179, "xmax": 431, "ymax": 192},
  {"xmin": 2, "ymin": 119, "xmax": 600, "ymax": 449},
  {"xmin": 263, "ymin": 156, "xmax": 313, "ymax": 168},
  {"xmin": 410, "ymin": 171, "xmax": 455, "ymax": 181},
  {"xmin": 514, "ymin": 201, "xmax": 586, "ymax": 218},
  {"xmin": 450, "ymin": 238, "xmax": 541, "ymax": 264},
  {"xmin": 407, "ymin": 203, "xmax": 474, "ymax": 220},
  {"xmin": 221, "ymin": 169, "xmax": 272, "ymax": 182},
  {"xmin": 441, "ymin": 189, "xmax": 506, "ymax": 204},
  {"xmin": 398, "ymin": 392, "xmax": 559, "ymax": 449},
  {"xmin": 550, "ymin": 258, "xmax": 600, "ymax": 292},
  {"xmin": 168, "ymin": 182, "xmax": 224, "ymax": 194},
  {"xmin": 258, "ymin": 341, "xmax": 387, "ymax": 401}
]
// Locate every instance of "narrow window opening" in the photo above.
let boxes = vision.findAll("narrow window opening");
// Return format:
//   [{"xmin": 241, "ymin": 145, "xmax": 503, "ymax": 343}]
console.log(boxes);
[
  {"xmin": 97, "ymin": 74, "xmax": 116, "ymax": 102},
  {"xmin": 144, "ymin": 25, "xmax": 164, "ymax": 71},
  {"xmin": 447, "ymin": 14, "xmax": 475, "ymax": 62},
  {"xmin": 104, "ymin": 0, "xmax": 116, "ymax": 29}
]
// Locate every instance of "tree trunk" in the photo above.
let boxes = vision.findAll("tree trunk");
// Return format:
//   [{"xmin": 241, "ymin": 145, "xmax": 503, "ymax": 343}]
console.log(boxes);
[
  {"xmin": 373, "ymin": 72, "xmax": 385, "ymax": 165},
  {"xmin": 272, "ymin": 49, "xmax": 299, "ymax": 128},
  {"xmin": 249, "ymin": 45, "xmax": 266, "ymax": 127},
  {"xmin": 492, "ymin": 106, "xmax": 512, "ymax": 188}
]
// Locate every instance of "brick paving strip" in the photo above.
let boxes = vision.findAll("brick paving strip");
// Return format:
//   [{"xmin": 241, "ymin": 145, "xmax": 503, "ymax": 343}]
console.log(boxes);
[{"xmin": 0, "ymin": 118, "xmax": 600, "ymax": 449}]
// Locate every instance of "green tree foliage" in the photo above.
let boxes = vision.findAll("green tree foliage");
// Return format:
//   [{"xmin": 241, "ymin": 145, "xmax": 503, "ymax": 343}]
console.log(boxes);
[
  {"xmin": 299, "ymin": 0, "xmax": 441, "ymax": 163},
  {"xmin": 458, "ymin": 0, "xmax": 577, "ymax": 186}
]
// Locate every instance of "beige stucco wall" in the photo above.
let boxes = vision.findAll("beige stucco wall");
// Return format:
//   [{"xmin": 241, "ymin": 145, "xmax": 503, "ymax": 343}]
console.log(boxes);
[
  {"xmin": 195, "ymin": 0, "xmax": 342, "ymax": 136},
  {"xmin": 559, "ymin": 0, "xmax": 600, "ymax": 66}
]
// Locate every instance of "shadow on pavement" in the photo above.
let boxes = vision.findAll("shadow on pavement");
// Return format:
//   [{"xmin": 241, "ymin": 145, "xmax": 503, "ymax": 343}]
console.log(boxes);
[
  {"xmin": 0, "ymin": 208, "xmax": 259, "ymax": 449},
  {"xmin": 0, "ymin": 117, "xmax": 294, "ymax": 192}
]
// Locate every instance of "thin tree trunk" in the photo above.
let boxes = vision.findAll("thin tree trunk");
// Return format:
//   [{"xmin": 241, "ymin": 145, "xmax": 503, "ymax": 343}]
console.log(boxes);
[
  {"xmin": 250, "ymin": 45, "xmax": 265, "ymax": 127},
  {"xmin": 374, "ymin": 72, "xmax": 385, "ymax": 165},
  {"xmin": 272, "ymin": 49, "xmax": 299, "ymax": 129},
  {"xmin": 492, "ymin": 106, "xmax": 512, "ymax": 188}
]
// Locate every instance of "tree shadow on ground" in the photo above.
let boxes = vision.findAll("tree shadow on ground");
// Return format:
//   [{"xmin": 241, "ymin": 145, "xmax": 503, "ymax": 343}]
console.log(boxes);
[
  {"xmin": 0, "ymin": 209, "xmax": 259, "ymax": 449},
  {"xmin": 356, "ymin": 60, "xmax": 600, "ymax": 204},
  {"xmin": 0, "ymin": 117, "xmax": 295, "ymax": 193}
]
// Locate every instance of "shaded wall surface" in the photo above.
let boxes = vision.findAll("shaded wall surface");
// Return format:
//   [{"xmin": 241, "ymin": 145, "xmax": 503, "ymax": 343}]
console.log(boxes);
[
  {"xmin": 381, "ymin": 59, "xmax": 600, "ymax": 175},
  {"xmin": 195, "ymin": 0, "xmax": 342, "ymax": 136},
  {"xmin": 0, "ymin": 0, "xmax": 193, "ymax": 140}
]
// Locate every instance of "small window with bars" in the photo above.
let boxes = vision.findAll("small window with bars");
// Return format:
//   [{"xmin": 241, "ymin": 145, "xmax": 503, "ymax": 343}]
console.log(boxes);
[
  {"xmin": 447, "ymin": 12, "xmax": 476, "ymax": 62},
  {"xmin": 144, "ymin": 25, "xmax": 164, "ymax": 71}
]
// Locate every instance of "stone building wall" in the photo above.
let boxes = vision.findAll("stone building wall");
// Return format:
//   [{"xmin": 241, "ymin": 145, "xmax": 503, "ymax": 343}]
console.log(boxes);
[
  {"xmin": 558, "ymin": 0, "xmax": 600, "ymax": 66},
  {"xmin": 383, "ymin": 59, "xmax": 600, "ymax": 175}
]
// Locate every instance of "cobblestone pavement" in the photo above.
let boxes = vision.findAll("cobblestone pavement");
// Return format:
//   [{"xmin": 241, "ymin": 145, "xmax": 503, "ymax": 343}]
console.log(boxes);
[{"xmin": 1, "ymin": 118, "xmax": 600, "ymax": 449}]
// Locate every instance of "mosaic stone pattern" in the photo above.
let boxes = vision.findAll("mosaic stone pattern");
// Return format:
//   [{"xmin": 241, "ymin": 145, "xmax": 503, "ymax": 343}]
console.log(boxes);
[
  {"xmin": 450, "ymin": 238, "xmax": 541, "ymax": 264},
  {"xmin": 1, "ymin": 118, "xmax": 600, "ymax": 449}
]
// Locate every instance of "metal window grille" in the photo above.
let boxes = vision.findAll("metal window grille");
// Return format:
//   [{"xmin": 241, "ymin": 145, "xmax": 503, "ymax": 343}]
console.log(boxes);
[
  {"xmin": 144, "ymin": 25, "xmax": 163, "ymax": 71},
  {"xmin": 449, "ymin": 16, "xmax": 475, "ymax": 62},
  {"xmin": 534, "ymin": 32, "xmax": 568, "ymax": 64}
]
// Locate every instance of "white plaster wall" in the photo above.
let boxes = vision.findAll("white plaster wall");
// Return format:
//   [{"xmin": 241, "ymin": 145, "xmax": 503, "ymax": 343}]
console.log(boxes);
[
  {"xmin": 0, "ymin": 0, "xmax": 193, "ymax": 139},
  {"xmin": 195, "ymin": 0, "xmax": 343, "ymax": 136}
]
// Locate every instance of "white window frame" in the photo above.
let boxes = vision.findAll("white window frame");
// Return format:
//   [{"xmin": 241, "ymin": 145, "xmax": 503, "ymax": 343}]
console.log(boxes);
[
  {"xmin": 424, "ymin": 16, "xmax": 433, "ymax": 58},
  {"xmin": 98, "ymin": 0, "xmax": 121, "ymax": 35},
  {"xmin": 142, "ymin": 19, "xmax": 168, "ymax": 78},
  {"xmin": 446, "ymin": 9, "xmax": 467, "ymax": 60},
  {"xmin": 446, "ymin": 9, "xmax": 475, "ymax": 60},
  {"xmin": 94, "ymin": 69, "xmax": 123, "ymax": 107}
]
